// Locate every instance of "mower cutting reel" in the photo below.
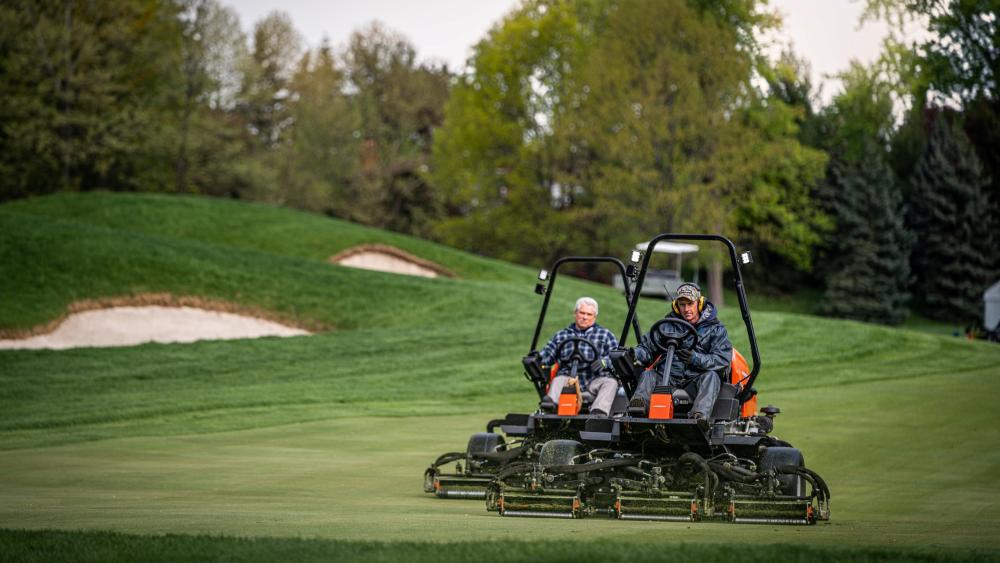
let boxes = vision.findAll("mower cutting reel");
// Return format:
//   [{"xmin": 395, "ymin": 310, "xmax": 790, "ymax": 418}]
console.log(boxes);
[{"xmin": 423, "ymin": 422, "xmax": 535, "ymax": 499}]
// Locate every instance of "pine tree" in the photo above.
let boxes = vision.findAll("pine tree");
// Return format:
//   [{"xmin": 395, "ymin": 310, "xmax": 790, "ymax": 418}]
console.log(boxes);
[
  {"xmin": 909, "ymin": 113, "xmax": 997, "ymax": 324},
  {"xmin": 820, "ymin": 148, "xmax": 912, "ymax": 324}
]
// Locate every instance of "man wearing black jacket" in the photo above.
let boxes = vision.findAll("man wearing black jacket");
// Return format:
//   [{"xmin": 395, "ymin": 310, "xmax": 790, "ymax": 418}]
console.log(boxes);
[{"xmin": 628, "ymin": 283, "xmax": 732, "ymax": 420}]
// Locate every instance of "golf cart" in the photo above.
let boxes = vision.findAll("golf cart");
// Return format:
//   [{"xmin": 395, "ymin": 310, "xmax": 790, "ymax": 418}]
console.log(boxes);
[{"xmin": 612, "ymin": 240, "xmax": 698, "ymax": 297}]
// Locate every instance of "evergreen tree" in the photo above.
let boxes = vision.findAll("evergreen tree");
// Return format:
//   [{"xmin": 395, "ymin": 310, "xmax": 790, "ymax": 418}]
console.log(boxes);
[
  {"xmin": 0, "ymin": 0, "xmax": 183, "ymax": 199},
  {"xmin": 909, "ymin": 113, "xmax": 997, "ymax": 323},
  {"xmin": 820, "ymin": 149, "xmax": 912, "ymax": 324}
]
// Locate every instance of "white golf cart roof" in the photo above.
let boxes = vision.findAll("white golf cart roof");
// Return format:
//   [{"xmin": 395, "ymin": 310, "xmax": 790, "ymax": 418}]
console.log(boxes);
[{"xmin": 635, "ymin": 241, "xmax": 700, "ymax": 254}]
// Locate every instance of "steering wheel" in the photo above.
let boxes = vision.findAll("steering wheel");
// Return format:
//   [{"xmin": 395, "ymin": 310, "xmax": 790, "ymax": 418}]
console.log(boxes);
[
  {"xmin": 648, "ymin": 318, "xmax": 698, "ymax": 353},
  {"xmin": 554, "ymin": 337, "xmax": 600, "ymax": 372}
]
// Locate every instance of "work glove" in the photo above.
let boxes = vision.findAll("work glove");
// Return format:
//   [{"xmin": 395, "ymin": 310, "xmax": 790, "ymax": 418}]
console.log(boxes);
[
  {"xmin": 590, "ymin": 357, "xmax": 610, "ymax": 374},
  {"xmin": 677, "ymin": 348, "xmax": 703, "ymax": 367}
]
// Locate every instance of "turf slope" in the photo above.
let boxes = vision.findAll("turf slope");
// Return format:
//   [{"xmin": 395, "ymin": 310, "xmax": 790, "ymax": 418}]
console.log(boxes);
[{"xmin": 1, "ymin": 192, "xmax": 999, "ymax": 561}]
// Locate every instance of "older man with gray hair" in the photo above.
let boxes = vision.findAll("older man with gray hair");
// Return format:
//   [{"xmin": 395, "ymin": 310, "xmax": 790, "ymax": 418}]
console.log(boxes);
[{"xmin": 536, "ymin": 297, "xmax": 620, "ymax": 417}]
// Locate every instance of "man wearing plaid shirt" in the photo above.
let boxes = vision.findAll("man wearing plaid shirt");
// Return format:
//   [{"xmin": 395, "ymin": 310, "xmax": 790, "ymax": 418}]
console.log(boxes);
[{"xmin": 536, "ymin": 297, "xmax": 619, "ymax": 417}]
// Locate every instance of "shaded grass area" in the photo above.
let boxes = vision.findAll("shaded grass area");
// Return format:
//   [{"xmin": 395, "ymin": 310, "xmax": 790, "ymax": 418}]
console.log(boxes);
[
  {"xmin": 3, "ymin": 529, "xmax": 996, "ymax": 563},
  {"xmin": 2, "ymin": 192, "xmax": 526, "ymax": 282},
  {"xmin": 722, "ymin": 287, "xmax": 963, "ymax": 337},
  {"xmin": 0, "ymin": 207, "xmax": 533, "ymax": 332}
]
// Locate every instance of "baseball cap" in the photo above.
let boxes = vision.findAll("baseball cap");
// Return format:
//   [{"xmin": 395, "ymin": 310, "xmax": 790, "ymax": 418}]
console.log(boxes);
[{"xmin": 675, "ymin": 283, "xmax": 701, "ymax": 303}]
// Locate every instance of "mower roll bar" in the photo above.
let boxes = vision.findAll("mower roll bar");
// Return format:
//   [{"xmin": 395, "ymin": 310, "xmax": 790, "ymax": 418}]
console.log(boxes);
[
  {"xmin": 617, "ymin": 234, "xmax": 761, "ymax": 402},
  {"xmin": 529, "ymin": 256, "xmax": 642, "ymax": 352}
]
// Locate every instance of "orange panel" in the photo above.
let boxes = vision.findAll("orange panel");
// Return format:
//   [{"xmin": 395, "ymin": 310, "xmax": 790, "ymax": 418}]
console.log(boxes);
[
  {"xmin": 648, "ymin": 393, "xmax": 674, "ymax": 420},
  {"xmin": 732, "ymin": 349, "xmax": 759, "ymax": 418},
  {"xmin": 557, "ymin": 392, "xmax": 580, "ymax": 416},
  {"xmin": 731, "ymin": 349, "xmax": 750, "ymax": 387}
]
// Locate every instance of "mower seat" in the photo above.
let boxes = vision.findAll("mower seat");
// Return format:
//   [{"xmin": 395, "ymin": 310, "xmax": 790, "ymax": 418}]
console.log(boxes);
[
  {"xmin": 709, "ymin": 383, "xmax": 740, "ymax": 422},
  {"xmin": 671, "ymin": 388, "xmax": 693, "ymax": 417}
]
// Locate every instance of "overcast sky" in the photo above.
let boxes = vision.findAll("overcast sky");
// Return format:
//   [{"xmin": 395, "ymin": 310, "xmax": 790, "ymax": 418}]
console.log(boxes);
[{"xmin": 228, "ymin": 0, "xmax": 917, "ymax": 105}]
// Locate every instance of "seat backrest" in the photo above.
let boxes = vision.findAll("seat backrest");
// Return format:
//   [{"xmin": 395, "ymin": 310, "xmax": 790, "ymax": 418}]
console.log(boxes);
[
  {"xmin": 731, "ymin": 349, "xmax": 757, "ymax": 418},
  {"xmin": 709, "ymin": 383, "xmax": 740, "ymax": 421},
  {"xmin": 731, "ymin": 349, "xmax": 750, "ymax": 387},
  {"xmin": 708, "ymin": 350, "xmax": 756, "ymax": 422}
]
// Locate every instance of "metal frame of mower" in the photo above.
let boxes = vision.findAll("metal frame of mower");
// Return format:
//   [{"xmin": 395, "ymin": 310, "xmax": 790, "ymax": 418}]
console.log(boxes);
[{"xmin": 423, "ymin": 256, "xmax": 641, "ymax": 499}]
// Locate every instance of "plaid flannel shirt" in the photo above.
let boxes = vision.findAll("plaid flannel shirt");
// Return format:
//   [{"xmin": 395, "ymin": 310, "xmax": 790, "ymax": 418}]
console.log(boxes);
[{"xmin": 539, "ymin": 322, "xmax": 619, "ymax": 389}]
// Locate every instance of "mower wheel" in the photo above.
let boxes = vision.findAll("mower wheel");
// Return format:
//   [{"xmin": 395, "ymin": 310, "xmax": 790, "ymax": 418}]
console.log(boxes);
[
  {"xmin": 760, "ymin": 447, "xmax": 806, "ymax": 497},
  {"xmin": 538, "ymin": 439, "xmax": 586, "ymax": 466},
  {"xmin": 467, "ymin": 432, "xmax": 506, "ymax": 458}
]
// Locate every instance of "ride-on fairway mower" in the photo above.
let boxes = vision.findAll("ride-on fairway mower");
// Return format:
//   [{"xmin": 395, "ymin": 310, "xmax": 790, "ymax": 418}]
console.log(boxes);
[{"xmin": 423, "ymin": 234, "xmax": 830, "ymax": 524}]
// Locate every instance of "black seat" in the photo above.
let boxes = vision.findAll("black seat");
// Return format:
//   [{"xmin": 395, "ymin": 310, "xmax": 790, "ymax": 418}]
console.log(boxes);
[
  {"xmin": 672, "ymin": 388, "xmax": 693, "ymax": 417},
  {"xmin": 709, "ymin": 383, "xmax": 740, "ymax": 422}
]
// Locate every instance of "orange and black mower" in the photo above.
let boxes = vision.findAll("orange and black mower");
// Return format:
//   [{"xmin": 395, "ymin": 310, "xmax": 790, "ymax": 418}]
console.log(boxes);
[{"xmin": 423, "ymin": 235, "xmax": 830, "ymax": 525}]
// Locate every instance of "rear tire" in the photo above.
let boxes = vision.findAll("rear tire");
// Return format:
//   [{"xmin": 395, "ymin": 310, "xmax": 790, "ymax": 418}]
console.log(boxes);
[
  {"xmin": 538, "ymin": 439, "xmax": 585, "ymax": 466},
  {"xmin": 759, "ymin": 446, "xmax": 806, "ymax": 497},
  {"xmin": 466, "ymin": 432, "xmax": 505, "ymax": 457}
]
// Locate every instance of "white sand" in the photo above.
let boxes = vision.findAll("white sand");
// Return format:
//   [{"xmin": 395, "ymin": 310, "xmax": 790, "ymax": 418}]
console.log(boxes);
[
  {"xmin": 0, "ymin": 306, "xmax": 310, "ymax": 350},
  {"xmin": 335, "ymin": 251, "xmax": 439, "ymax": 278}
]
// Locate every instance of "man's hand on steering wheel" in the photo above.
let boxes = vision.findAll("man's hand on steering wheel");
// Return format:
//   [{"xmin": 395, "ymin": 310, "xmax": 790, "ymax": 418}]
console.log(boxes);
[
  {"xmin": 590, "ymin": 357, "xmax": 610, "ymax": 374},
  {"xmin": 649, "ymin": 317, "xmax": 699, "ymax": 353}
]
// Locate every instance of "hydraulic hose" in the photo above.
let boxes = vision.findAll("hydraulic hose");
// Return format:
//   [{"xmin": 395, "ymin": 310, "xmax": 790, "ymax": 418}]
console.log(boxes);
[
  {"xmin": 486, "ymin": 419, "xmax": 506, "ymax": 433},
  {"xmin": 679, "ymin": 452, "xmax": 717, "ymax": 501},
  {"xmin": 623, "ymin": 466, "xmax": 649, "ymax": 479},
  {"xmin": 432, "ymin": 452, "xmax": 466, "ymax": 468},
  {"xmin": 777, "ymin": 465, "xmax": 831, "ymax": 500},
  {"xmin": 544, "ymin": 457, "xmax": 639, "ymax": 475},
  {"xmin": 496, "ymin": 462, "xmax": 538, "ymax": 480},
  {"xmin": 709, "ymin": 462, "xmax": 764, "ymax": 484}
]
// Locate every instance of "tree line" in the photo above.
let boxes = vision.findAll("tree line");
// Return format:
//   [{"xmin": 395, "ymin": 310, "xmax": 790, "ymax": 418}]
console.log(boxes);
[{"xmin": 1, "ymin": 0, "xmax": 997, "ymax": 328}]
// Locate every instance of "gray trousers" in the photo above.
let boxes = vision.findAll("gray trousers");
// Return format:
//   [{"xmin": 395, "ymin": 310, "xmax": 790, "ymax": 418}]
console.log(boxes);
[
  {"xmin": 633, "ymin": 369, "xmax": 720, "ymax": 418},
  {"xmin": 547, "ymin": 375, "xmax": 618, "ymax": 415}
]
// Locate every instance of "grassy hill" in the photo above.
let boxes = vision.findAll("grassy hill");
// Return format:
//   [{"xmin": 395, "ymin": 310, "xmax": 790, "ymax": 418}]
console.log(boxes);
[{"xmin": 1, "ymin": 192, "xmax": 999, "ymax": 562}]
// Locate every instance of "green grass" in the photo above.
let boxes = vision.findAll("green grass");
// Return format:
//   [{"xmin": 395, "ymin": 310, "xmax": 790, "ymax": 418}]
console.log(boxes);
[
  {"xmin": 2, "ymin": 192, "xmax": 1000, "ymax": 561},
  {"xmin": 2, "ymin": 530, "xmax": 996, "ymax": 563},
  {"xmin": 2, "ymin": 191, "xmax": 526, "ymax": 280}
]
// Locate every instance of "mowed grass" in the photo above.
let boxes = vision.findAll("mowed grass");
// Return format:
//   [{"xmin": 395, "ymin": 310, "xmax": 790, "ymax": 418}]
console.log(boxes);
[{"xmin": 1, "ymin": 192, "xmax": 999, "ymax": 561}]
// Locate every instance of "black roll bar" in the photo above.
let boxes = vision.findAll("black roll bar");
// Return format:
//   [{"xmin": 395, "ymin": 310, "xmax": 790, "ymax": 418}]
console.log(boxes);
[
  {"xmin": 529, "ymin": 256, "xmax": 642, "ymax": 352},
  {"xmin": 617, "ymin": 234, "xmax": 761, "ymax": 401}
]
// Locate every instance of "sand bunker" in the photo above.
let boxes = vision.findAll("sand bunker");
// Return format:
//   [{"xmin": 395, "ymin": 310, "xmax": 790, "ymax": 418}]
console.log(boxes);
[
  {"xmin": 329, "ymin": 244, "xmax": 455, "ymax": 279},
  {"xmin": 0, "ymin": 306, "xmax": 310, "ymax": 350}
]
